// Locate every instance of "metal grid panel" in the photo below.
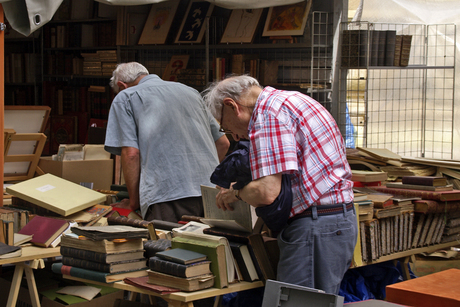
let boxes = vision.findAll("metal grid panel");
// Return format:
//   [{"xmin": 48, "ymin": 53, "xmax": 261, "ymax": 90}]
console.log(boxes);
[{"xmin": 339, "ymin": 22, "xmax": 456, "ymax": 159}]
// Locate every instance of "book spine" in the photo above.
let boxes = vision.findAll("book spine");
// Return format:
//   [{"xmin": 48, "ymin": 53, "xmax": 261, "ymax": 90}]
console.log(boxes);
[
  {"xmin": 384, "ymin": 30, "xmax": 397, "ymax": 66},
  {"xmin": 148, "ymin": 256, "xmax": 188, "ymax": 278},
  {"xmin": 107, "ymin": 215, "xmax": 150, "ymax": 228},
  {"xmin": 60, "ymin": 246, "xmax": 108, "ymax": 263},
  {"xmin": 62, "ymin": 256, "xmax": 111, "ymax": 272},
  {"xmin": 202, "ymin": 228, "xmax": 250, "ymax": 244},
  {"xmin": 402, "ymin": 176, "xmax": 443, "ymax": 186},
  {"xmin": 51, "ymin": 262, "xmax": 109, "ymax": 283},
  {"xmin": 229, "ymin": 244, "xmax": 251, "ymax": 282}
]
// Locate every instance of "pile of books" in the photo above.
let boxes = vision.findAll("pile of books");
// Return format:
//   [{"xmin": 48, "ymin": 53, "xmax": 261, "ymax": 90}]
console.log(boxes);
[
  {"xmin": 51, "ymin": 225, "xmax": 149, "ymax": 283},
  {"xmin": 147, "ymin": 248, "xmax": 214, "ymax": 292}
]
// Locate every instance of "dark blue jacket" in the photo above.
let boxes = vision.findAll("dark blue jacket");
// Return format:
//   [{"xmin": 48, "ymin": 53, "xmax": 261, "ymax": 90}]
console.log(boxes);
[{"xmin": 210, "ymin": 141, "xmax": 292, "ymax": 232}]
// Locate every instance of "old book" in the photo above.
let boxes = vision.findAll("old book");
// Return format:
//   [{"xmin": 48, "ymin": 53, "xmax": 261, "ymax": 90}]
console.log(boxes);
[
  {"xmin": 170, "ymin": 237, "xmax": 227, "ymax": 289},
  {"xmin": 201, "ymin": 185, "xmax": 253, "ymax": 233},
  {"xmin": 108, "ymin": 207, "xmax": 143, "ymax": 220},
  {"xmin": 403, "ymin": 213, "xmax": 409, "ymax": 250},
  {"xmin": 359, "ymin": 222, "xmax": 367, "ymax": 262},
  {"xmin": 417, "ymin": 214, "xmax": 435, "ymax": 247},
  {"xmin": 384, "ymin": 30, "xmax": 397, "ymax": 66},
  {"xmin": 13, "ymin": 233, "xmax": 33, "ymax": 246},
  {"xmin": 399, "ymin": 35, "xmax": 412, "ymax": 66},
  {"xmin": 172, "ymin": 230, "xmax": 240, "ymax": 283},
  {"xmin": 402, "ymin": 176, "xmax": 448, "ymax": 187},
  {"xmin": 147, "ymin": 270, "xmax": 214, "ymax": 292},
  {"xmin": 62, "ymin": 256, "xmax": 147, "ymax": 273},
  {"xmin": 123, "ymin": 276, "xmax": 180, "ymax": 295},
  {"xmin": 107, "ymin": 215, "xmax": 152, "ymax": 229},
  {"xmin": 5, "ymin": 174, "xmax": 106, "ymax": 216},
  {"xmin": 51, "ymin": 262, "xmax": 148, "ymax": 283},
  {"xmin": 373, "ymin": 205, "xmax": 401, "ymax": 219},
  {"xmin": 358, "ymin": 202, "xmax": 374, "ymax": 222},
  {"xmin": 408, "ymin": 212, "xmax": 415, "ymax": 247},
  {"xmin": 353, "ymin": 187, "xmax": 394, "ymax": 209},
  {"xmin": 380, "ymin": 217, "xmax": 387, "ymax": 255},
  {"xmin": 143, "ymin": 239, "xmax": 172, "ymax": 259},
  {"xmin": 351, "ymin": 170, "xmax": 388, "ymax": 183},
  {"xmin": 436, "ymin": 217, "xmax": 447, "ymax": 243},
  {"xmin": 0, "ymin": 242, "xmax": 22, "ymax": 259},
  {"xmin": 229, "ymin": 241, "xmax": 259, "ymax": 282},
  {"xmin": 0, "ymin": 220, "xmax": 14, "ymax": 246},
  {"xmin": 65, "ymin": 204, "xmax": 112, "ymax": 226},
  {"xmin": 411, "ymin": 213, "xmax": 426, "ymax": 248},
  {"xmin": 413, "ymin": 199, "xmax": 460, "ymax": 214},
  {"xmin": 370, "ymin": 186, "xmax": 460, "ymax": 202},
  {"xmin": 385, "ymin": 182, "xmax": 453, "ymax": 192},
  {"xmin": 148, "ymin": 256, "xmax": 211, "ymax": 278},
  {"xmin": 60, "ymin": 246, "xmax": 144, "ymax": 263},
  {"xmin": 365, "ymin": 219, "xmax": 378, "ymax": 261},
  {"xmin": 393, "ymin": 35, "xmax": 403, "ymax": 66},
  {"xmin": 155, "ymin": 248, "xmax": 207, "ymax": 265},
  {"xmin": 370, "ymin": 30, "xmax": 380, "ymax": 66},
  {"xmin": 60, "ymin": 234, "xmax": 144, "ymax": 253},
  {"xmin": 70, "ymin": 225, "xmax": 149, "ymax": 240},
  {"xmin": 18, "ymin": 215, "xmax": 69, "ymax": 248}
]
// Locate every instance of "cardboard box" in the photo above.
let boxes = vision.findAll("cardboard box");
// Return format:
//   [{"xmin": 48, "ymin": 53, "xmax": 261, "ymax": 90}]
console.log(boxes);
[
  {"xmin": 411, "ymin": 254, "xmax": 460, "ymax": 277},
  {"xmin": 41, "ymin": 289, "xmax": 123, "ymax": 307},
  {"xmin": 39, "ymin": 157, "xmax": 113, "ymax": 190}
]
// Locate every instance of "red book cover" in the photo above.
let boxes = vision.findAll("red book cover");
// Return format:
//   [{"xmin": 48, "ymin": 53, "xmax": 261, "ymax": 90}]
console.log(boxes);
[
  {"xmin": 370, "ymin": 186, "xmax": 460, "ymax": 202},
  {"xmin": 18, "ymin": 215, "xmax": 69, "ymax": 247}
]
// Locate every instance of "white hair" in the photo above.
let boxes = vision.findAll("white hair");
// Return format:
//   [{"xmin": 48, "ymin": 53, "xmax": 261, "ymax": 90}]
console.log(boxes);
[{"xmin": 109, "ymin": 62, "xmax": 149, "ymax": 93}]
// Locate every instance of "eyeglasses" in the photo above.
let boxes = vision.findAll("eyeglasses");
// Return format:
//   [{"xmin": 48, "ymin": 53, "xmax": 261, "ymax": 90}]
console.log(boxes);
[{"xmin": 219, "ymin": 105, "xmax": 232, "ymax": 134}]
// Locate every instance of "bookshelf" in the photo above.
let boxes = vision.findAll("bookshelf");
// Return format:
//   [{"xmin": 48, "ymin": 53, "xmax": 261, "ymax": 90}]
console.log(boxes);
[
  {"xmin": 4, "ymin": 0, "xmax": 347, "ymax": 155},
  {"xmin": 338, "ymin": 22, "xmax": 456, "ymax": 159}
]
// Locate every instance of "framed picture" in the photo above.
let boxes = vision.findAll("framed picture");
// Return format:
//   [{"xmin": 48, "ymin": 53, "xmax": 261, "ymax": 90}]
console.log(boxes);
[
  {"xmin": 138, "ymin": 0, "xmax": 180, "ymax": 45},
  {"xmin": 162, "ymin": 55, "xmax": 190, "ymax": 81},
  {"xmin": 220, "ymin": 9, "xmax": 263, "ymax": 44},
  {"xmin": 262, "ymin": 1, "xmax": 312, "ymax": 37},
  {"xmin": 175, "ymin": 0, "xmax": 214, "ymax": 44}
]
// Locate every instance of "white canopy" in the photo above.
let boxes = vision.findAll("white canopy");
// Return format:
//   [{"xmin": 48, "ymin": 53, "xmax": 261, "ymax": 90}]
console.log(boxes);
[{"xmin": 1, "ymin": 0, "xmax": 304, "ymax": 37}]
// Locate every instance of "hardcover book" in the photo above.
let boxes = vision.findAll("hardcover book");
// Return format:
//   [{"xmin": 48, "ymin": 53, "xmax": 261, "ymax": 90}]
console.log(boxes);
[
  {"xmin": 51, "ymin": 262, "xmax": 148, "ymax": 283},
  {"xmin": 351, "ymin": 170, "xmax": 388, "ymax": 183},
  {"xmin": 70, "ymin": 225, "xmax": 149, "ymax": 240},
  {"xmin": 370, "ymin": 186, "xmax": 460, "ymax": 202},
  {"xmin": 229, "ymin": 241, "xmax": 259, "ymax": 282},
  {"xmin": 413, "ymin": 199, "xmax": 460, "ymax": 214},
  {"xmin": 5, "ymin": 174, "xmax": 107, "ymax": 216},
  {"xmin": 60, "ymin": 234, "xmax": 144, "ymax": 254},
  {"xmin": 401, "ymin": 176, "xmax": 448, "ymax": 187},
  {"xmin": 385, "ymin": 182, "xmax": 453, "ymax": 192},
  {"xmin": 147, "ymin": 270, "xmax": 214, "ymax": 292},
  {"xmin": 18, "ymin": 215, "xmax": 69, "ymax": 247},
  {"xmin": 148, "ymin": 256, "xmax": 211, "ymax": 278},
  {"xmin": 155, "ymin": 248, "xmax": 207, "ymax": 265},
  {"xmin": 60, "ymin": 246, "xmax": 145, "ymax": 264},
  {"xmin": 61, "ymin": 256, "xmax": 147, "ymax": 273},
  {"xmin": 170, "ymin": 237, "xmax": 228, "ymax": 289}
]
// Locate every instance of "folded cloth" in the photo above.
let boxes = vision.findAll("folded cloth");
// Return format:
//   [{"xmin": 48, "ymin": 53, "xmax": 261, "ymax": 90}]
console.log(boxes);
[{"xmin": 210, "ymin": 141, "xmax": 292, "ymax": 232}]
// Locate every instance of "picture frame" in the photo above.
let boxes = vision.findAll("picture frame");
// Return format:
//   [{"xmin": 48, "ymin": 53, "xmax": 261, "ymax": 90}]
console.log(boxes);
[
  {"xmin": 162, "ymin": 55, "xmax": 190, "ymax": 81},
  {"xmin": 220, "ymin": 9, "xmax": 264, "ymax": 44},
  {"xmin": 175, "ymin": 0, "xmax": 214, "ymax": 44},
  {"xmin": 138, "ymin": 0, "xmax": 180, "ymax": 45},
  {"xmin": 262, "ymin": 1, "xmax": 312, "ymax": 37}
]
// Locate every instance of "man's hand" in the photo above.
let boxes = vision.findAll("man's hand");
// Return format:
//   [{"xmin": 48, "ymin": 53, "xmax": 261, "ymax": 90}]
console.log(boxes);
[
  {"xmin": 215, "ymin": 186, "xmax": 238, "ymax": 211},
  {"xmin": 111, "ymin": 198, "xmax": 133, "ymax": 210}
]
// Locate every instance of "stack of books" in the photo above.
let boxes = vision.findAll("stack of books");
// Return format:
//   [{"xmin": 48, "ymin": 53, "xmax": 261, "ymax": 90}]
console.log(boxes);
[
  {"xmin": 147, "ymin": 248, "xmax": 214, "ymax": 292},
  {"xmin": 51, "ymin": 225, "xmax": 149, "ymax": 283}
]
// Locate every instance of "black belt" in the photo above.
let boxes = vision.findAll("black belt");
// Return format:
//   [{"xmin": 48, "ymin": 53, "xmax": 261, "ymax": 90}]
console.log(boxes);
[{"xmin": 288, "ymin": 202, "xmax": 354, "ymax": 224}]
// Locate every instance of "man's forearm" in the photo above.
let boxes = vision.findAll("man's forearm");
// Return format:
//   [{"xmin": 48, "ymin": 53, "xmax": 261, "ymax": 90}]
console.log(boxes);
[
  {"xmin": 237, "ymin": 173, "xmax": 282, "ymax": 207},
  {"xmin": 121, "ymin": 147, "xmax": 141, "ymax": 211}
]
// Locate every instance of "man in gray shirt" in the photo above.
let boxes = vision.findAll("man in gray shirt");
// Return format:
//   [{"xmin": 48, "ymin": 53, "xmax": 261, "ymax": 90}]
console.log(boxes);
[{"xmin": 105, "ymin": 62, "xmax": 229, "ymax": 222}]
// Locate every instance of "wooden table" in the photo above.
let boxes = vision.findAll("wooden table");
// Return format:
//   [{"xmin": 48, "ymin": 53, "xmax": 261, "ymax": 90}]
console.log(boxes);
[
  {"xmin": 64, "ymin": 275, "xmax": 265, "ymax": 307},
  {"xmin": 0, "ymin": 245, "xmax": 61, "ymax": 307}
]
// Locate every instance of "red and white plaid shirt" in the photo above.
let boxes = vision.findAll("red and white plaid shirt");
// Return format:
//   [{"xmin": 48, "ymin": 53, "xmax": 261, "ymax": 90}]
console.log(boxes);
[{"xmin": 248, "ymin": 87, "xmax": 353, "ymax": 217}]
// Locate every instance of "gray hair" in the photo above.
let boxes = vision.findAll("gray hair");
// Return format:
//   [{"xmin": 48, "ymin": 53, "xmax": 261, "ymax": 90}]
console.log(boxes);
[
  {"xmin": 109, "ymin": 62, "xmax": 149, "ymax": 93},
  {"xmin": 202, "ymin": 75, "xmax": 261, "ymax": 120}
]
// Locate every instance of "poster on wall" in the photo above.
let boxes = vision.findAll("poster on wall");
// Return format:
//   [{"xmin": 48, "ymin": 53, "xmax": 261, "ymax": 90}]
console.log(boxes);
[
  {"xmin": 175, "ymin": 0, "xmax": 214, "ymax": 44},
  {"xmin": 138, "ymin": 0, "xmax": 180, "ymax": 45},
  {"xmin": 220, "ymin": 9, "xmax": 263, "ymax": 44},
  {"xmin": 262, "ymin": 1, "xmax": 311, "ymax": 37}
]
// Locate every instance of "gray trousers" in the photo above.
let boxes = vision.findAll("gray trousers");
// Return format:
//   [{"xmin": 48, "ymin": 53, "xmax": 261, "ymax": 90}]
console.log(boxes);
[
  {"xmin": 145, "ymin": 196, "xmax": 204, "ymax": 223},
  {"xmin": 277, "ymin": 205, "xmax": 358, "ymax": 294}
]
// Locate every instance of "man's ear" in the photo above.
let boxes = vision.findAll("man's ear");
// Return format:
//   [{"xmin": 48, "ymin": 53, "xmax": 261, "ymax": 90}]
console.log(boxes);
[
  {"xmin": 222, "ymin": 98, "xmax": 234, "ymax": 107},
  {"xmin": 117, "ymin": 81, "xmax": 128, "ymax": 91}
]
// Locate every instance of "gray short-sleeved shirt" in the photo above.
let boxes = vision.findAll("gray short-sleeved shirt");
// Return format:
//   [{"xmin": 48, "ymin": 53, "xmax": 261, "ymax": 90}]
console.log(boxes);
[{"xmin": 105, "ymin": 75, "xmax": 223, "ymax": 218}]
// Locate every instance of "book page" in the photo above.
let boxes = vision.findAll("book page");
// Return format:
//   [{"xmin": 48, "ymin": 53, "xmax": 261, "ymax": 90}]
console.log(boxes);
[{"xmin": 201, "ymin": 185, "xmax": 252, "ymax": 232}]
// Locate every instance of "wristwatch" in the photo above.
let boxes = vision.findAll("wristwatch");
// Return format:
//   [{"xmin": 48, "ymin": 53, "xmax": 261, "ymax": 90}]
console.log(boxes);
[{"xmin": 234, "ymin": 189, "xmax": 242, "ymax": 200}]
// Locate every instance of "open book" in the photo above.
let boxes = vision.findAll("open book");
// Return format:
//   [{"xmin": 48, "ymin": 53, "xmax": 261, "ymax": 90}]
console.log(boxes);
[{"xmin": 200, "ymin": 185, "xmax": 254, "ymax": 233}]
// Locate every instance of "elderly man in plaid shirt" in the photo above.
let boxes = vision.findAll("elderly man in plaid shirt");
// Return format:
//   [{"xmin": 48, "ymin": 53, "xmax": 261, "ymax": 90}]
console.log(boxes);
[{"xmin": 203, "ymin": 75, "xmax": 357, "ymax": 295}]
